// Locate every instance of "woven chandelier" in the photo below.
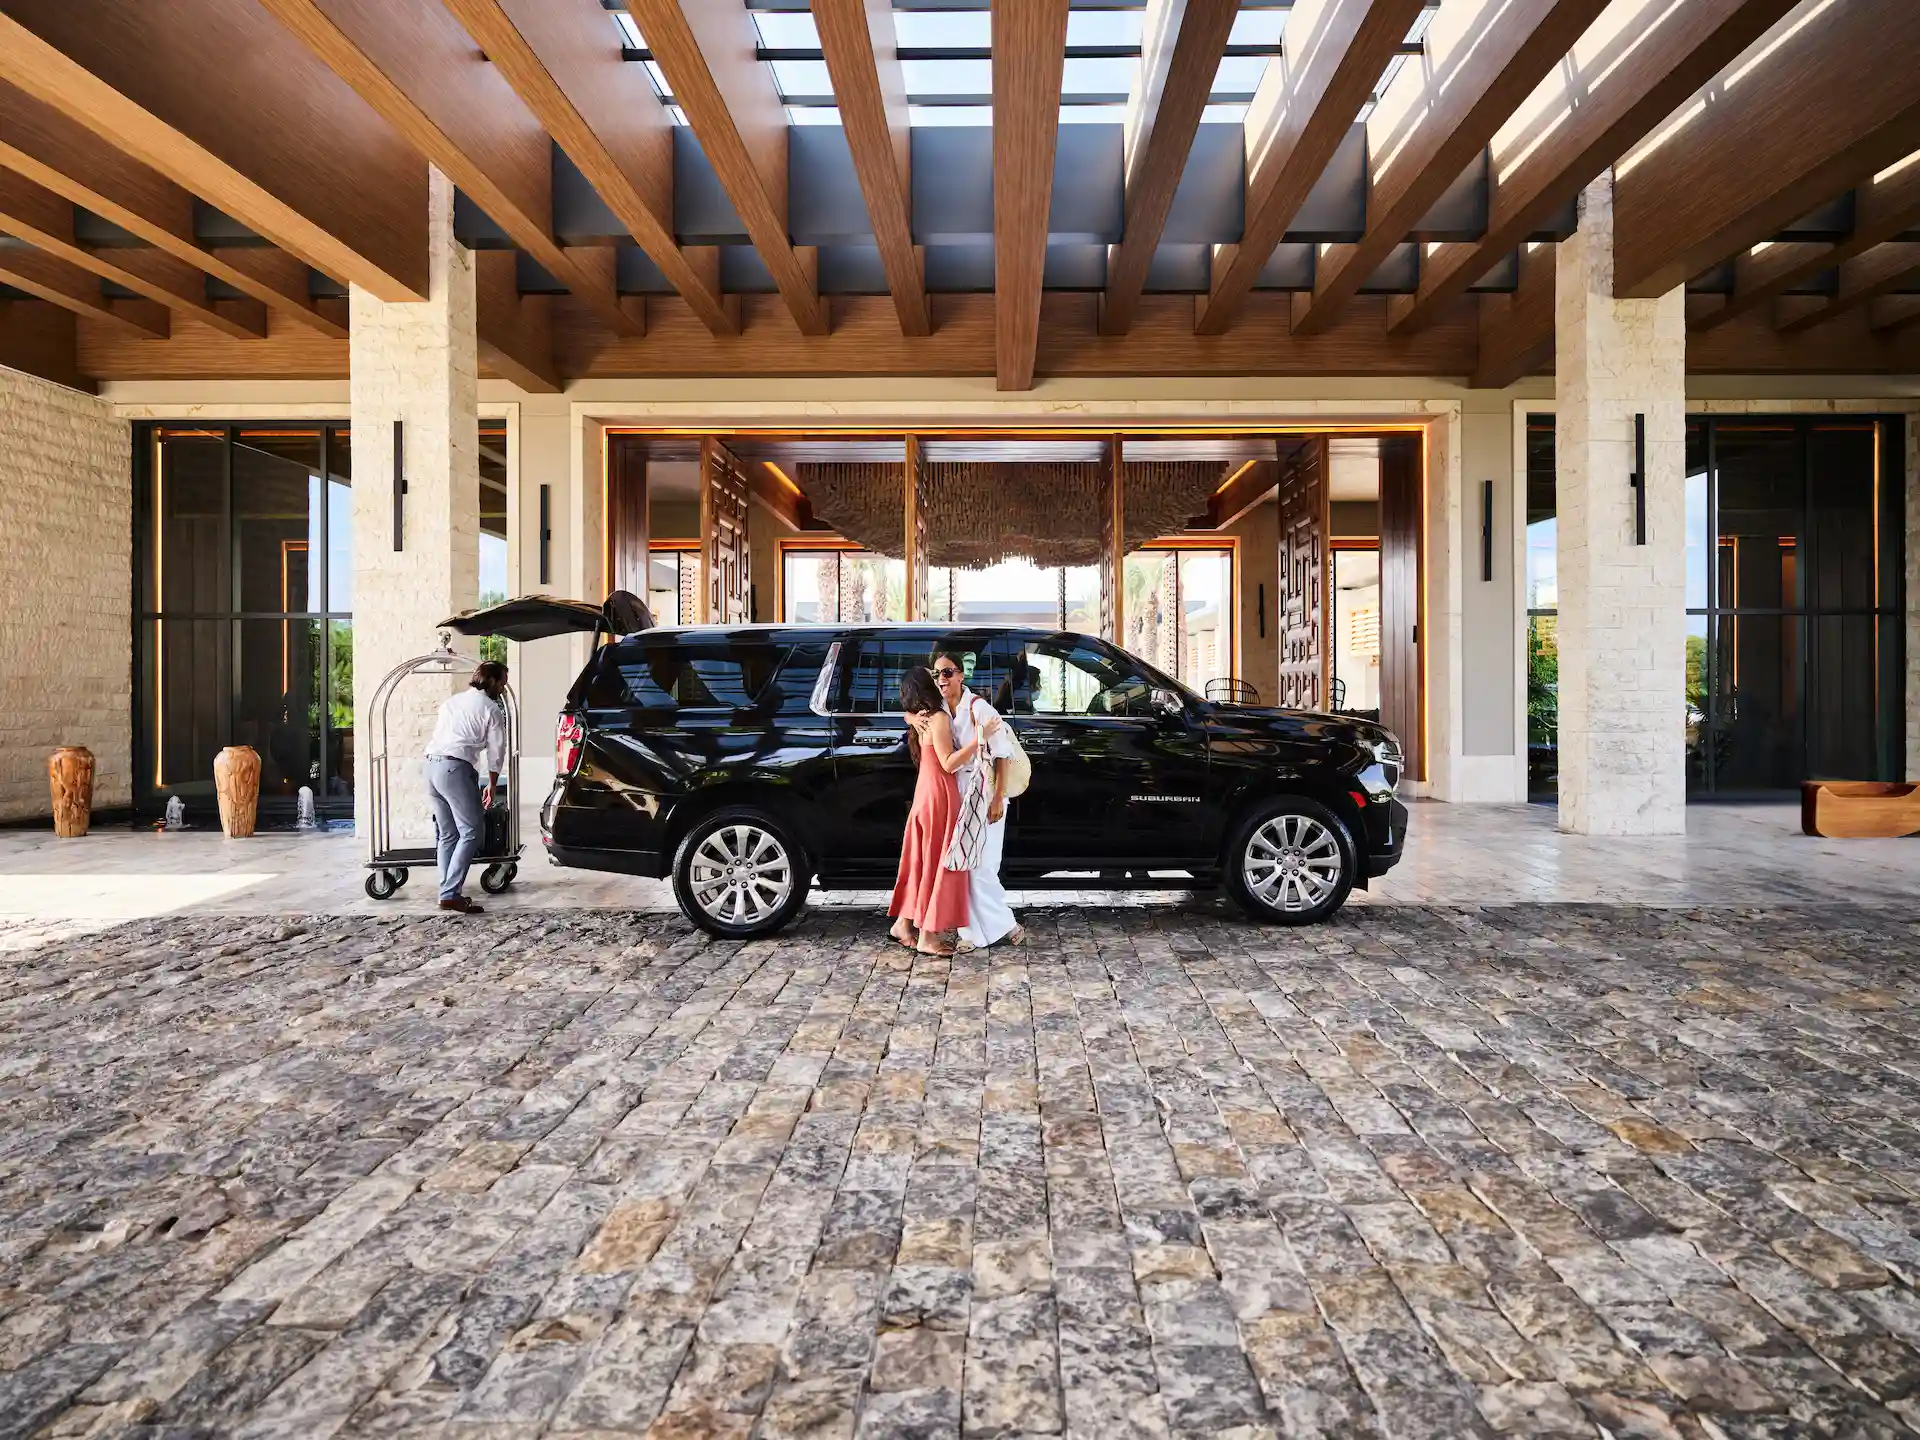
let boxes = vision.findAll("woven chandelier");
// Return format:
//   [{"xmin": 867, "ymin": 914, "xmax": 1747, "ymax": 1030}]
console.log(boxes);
[{"xmin": 795, "ymin": 461, "xmax": 1221, "ymax": 568}]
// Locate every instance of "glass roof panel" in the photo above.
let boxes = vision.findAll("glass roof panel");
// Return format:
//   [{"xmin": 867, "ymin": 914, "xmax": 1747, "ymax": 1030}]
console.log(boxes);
[
  {"xmin": 1066, "ymin": 11, "xmax": 1144, "ymax": 46},
  {"xmin": 893, "ymin": 12, "xmax": 991, "ymax": 48},
  {"xmin": 611, "ymin": 11, "xmax": 644, "ymax": 49},
  {"xmin": 751, "ymin": 11, "xmax": 819, "ymax": 49},
  {"xmin": 1203, "ymin": 103, "xmax": 1250, "ymax": 124},
  {"xmin": 1062, "ymin": 55, "xmax": 1136, "ymax": 96},
  {"xmin": 644, "ymin": 60, "xmax": 673, "ymax": 97},
  {"xmin": 1210, "ymin": 55, "xmax": 1269, "ymax": 97},
  {"xmin": 789, "ymin": 106, "xmax": 842, "ymax": 126},
  {"xmin": 769, "ymin": 58, "xmax": 833, "ymax": 99},
  {"xmin": 901, "ymin": 57, "xmax": 992, "ymax": 98},
  {"xmin": 910, "ymin": 104, "xmax": 993, "ymax": 127},
  {"xmin": 1228, "ymin": 11, "xmax": 1287, "ymax": 46}
]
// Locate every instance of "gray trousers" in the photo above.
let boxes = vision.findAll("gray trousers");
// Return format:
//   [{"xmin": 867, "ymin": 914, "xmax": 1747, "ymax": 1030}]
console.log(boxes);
[{"xmin": 425, "ymin": 757, "xmax": 485, "ymax": 901}]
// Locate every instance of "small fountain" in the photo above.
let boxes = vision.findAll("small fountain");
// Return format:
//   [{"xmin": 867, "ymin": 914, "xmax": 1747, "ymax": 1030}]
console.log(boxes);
[
  {"xmin": 296, "ymin": 787, "xmax": 317, "ymax": 830},
  {"xmin": 163, "ymin": 795, "xmax": 186, "ymax": 831}
]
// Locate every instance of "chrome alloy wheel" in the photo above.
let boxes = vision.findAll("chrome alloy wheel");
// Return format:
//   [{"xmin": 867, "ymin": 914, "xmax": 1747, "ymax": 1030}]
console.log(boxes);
[
  {"xmin": 1243, "ymin": 813, "xmax": 1343, "ymax": 912},
  {"xmin": 688, "ymin": 823, "xmax": 793, "ymax": 927}
]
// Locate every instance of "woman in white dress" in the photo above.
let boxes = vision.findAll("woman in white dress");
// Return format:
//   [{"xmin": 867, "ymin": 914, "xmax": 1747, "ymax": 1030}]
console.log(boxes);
[{"xmin": 932, "ymin": 652, "xmax": 1024, "ymax": 949}]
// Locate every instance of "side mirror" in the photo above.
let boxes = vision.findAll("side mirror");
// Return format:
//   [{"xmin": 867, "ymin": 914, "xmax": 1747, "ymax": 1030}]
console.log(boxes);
[{"xmin": 1151, "ymin": 687, "xmax": 1184, "ymax": 720}]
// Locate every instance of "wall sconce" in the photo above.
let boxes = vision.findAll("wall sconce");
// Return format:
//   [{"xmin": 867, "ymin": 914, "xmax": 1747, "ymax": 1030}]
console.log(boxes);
[
  {"xmin": 1480, "ymin": 480, "xmax": 1494, "ymax": 582},
  {"xmin": 538, "ymin": 484, "xmax": 552, "ymax": 585},
  {"xmin": 1629, "ymin": 412, "xmax": 1646, "ymax": 545},
  {"xmin": 391, "ymin": 419, "xmax": 406, "ymax": 552}
]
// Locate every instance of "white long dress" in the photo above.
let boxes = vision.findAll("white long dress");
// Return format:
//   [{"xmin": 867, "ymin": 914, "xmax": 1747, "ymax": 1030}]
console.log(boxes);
[{"xmin": 952, "ymin": 695, "xmax": 1019, "ymax": 948}]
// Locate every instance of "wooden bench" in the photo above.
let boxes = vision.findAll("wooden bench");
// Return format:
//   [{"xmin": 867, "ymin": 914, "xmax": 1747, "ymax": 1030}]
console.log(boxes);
[{"xmin": 1800, "ymin": 781, "xmax": 1920, "ymax": 839}]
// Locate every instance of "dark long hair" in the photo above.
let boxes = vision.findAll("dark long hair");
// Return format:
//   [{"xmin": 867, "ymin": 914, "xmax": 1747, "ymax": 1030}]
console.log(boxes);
[{"xmin": 900, "ymin": 665, "xmax": 942, "ymax": 761}]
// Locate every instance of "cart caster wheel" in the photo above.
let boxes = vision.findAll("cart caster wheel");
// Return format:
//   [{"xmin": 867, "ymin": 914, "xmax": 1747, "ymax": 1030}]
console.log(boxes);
[
  {"xmin": 388, "ymin": 867, "xmax": 408, "ymax": 889},
  {"xmin": 365, "ymin": 870, "xmax": 399, "ymax": 900},
  {"xmin": 480, "ymin": 863, "xmax": 514, "ymax": 894}
]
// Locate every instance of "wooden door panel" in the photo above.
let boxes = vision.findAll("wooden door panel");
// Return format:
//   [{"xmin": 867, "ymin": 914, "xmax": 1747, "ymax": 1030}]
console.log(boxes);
[
  {"xmin": 608, "ymin": 435, "xmax": 649, "ymax": 597},
  {"xmin": 700, "ymin": 438, "xmax": 752, "ymax": 624},
  {"xmin": 1276, "ymin": 437, "xmax": 1328, "ymax": 710},
  {"xmin": 1378, "ymin": 433, "xmax": 1422, "ymax": 781}
]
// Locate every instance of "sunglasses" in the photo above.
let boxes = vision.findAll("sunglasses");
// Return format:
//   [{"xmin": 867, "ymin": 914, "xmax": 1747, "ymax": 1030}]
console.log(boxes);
[{"xmin": 933, "ymin": 667, "xmax": 960, "ymax": 679}]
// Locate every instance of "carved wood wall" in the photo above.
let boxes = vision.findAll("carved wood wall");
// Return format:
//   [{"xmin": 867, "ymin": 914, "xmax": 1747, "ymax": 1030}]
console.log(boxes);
[
  {"xmin": 700, "ymin": 438, "xmax": 752, "ymax": 625},
  {"xmin": 1276, "ymin": 437, "xmax": 1330, "ymax": 710}
]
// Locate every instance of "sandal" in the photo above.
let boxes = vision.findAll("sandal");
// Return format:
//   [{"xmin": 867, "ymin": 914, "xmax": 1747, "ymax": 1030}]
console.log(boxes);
[
  {"xmin": 888, "ymin": 919, "xmax": 918, "ymax": 947},
  {"xmin": 1006, "ymin": 925, "xmax": 1027, "ymax": 947},
  {"xmin": 915, "ymin": 932, "xmax": 956, "ymax": 957}
]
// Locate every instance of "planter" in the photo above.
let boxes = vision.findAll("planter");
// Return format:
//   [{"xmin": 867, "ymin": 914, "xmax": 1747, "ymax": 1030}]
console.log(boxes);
[
  {"xmin": 1800, "ymin": 780, "xmax": 1920, "ymax": 839},
  {"xmin": 47, "ymin": 746, "xmax": 95, "ymax": 838},
  {"xmin": 214, "ymin": 745, "xmax": 262, "ymax": 838}
]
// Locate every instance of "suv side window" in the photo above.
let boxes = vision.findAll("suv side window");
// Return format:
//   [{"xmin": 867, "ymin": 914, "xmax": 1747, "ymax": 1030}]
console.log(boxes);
[
  {"xmin": 764, "ymin": 641, "xmax": 835, "ymax": 717},
  {"xmin": 595, "ymin": 638, "xmax": 787, "ymax": 714},
  {"xmin": 1008, "ymin": 636, "xmax": 1154, "ymax": 717},
  {"xmin": 844, "ymin": 637, "xmax": 994, "ymax": 713}
]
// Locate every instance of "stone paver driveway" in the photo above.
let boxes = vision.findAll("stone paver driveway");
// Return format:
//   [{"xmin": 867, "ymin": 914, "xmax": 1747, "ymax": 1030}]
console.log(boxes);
[{"xmin": 5, "ymin": 905, "xmax": 1920, "ymax": 1438}]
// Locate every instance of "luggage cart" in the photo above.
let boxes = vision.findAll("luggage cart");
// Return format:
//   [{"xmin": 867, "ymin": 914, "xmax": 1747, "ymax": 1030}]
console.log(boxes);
[{"xmin": 362, "ymin": 633, "xmax": 520, "ymax": 900}]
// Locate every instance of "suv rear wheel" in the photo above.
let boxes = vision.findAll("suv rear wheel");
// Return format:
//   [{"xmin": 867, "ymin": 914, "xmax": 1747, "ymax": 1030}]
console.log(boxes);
[
  {"xmin": 672, "ymin": 807, "xmax": 811, "ymax": 939},
  {"xmin": 1224, "ymin": 796, "xmax": 1356, "ymax": 925}
]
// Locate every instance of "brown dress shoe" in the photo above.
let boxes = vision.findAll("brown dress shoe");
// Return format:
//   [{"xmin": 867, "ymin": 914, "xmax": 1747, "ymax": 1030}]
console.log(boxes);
[{"xmin": 438, "ymin": 896, "xmax": 484, "ymax": 914}]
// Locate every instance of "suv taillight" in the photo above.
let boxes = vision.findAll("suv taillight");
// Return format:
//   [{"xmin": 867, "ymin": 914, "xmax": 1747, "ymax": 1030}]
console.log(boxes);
[{"xmin": 556, "ymin": 713, "xmax": 585, "ymax": 775}]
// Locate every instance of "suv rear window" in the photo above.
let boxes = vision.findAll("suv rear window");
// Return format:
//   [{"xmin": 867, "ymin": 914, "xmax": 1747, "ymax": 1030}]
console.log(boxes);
[{"xmin": 588, "ymin": 638, "xmax": 787, "ymax": 712}]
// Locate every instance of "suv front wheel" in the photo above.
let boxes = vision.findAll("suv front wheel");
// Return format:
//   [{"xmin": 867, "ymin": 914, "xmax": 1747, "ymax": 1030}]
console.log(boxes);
[
  {"xmin": 1224, "ymin": 796, "xmax": 1357, "ymax": 925},
  {"xmin": 672, "ymin": 807, "xmax": 812, "ymax": 939}
]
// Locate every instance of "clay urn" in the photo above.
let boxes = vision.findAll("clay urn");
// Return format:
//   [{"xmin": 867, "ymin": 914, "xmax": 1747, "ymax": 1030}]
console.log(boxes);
[
  {"xmin": 47, "ymin": 746, "xmax": 95, "ymax": 838},
  {"xmin": 213, "ymin": 745, "xmax": 262, "ymax": 839}
]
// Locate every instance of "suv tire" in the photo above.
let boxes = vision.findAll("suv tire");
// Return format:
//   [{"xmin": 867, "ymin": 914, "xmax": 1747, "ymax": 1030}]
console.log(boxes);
[
  {"xmin": 1223, "ymin": 795, "xmax": 1356, "ymax": 925},
  {"xmin": 672, "ymin": 806, "xmax": 812, "ymax": 939}
]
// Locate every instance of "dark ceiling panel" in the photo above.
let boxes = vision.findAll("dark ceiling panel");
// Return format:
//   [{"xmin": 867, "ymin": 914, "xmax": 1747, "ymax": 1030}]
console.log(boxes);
[
  {"xmin": 1412, "ymin": 150, "xmax": 1487, "ymax": 244},
  {"xmin": 790, "ymin": 125, "xmax": 875, "ymax": 244},
  {"xmin": 1285, "ymin": 124, "xmax": 1365, "ymax": 244},
  {"xmin": 1777, "ymin": 191, "xmax": 1854, "ymax": 241},
  {"xmin": 818, "ymin": 242, "xmax": 890, "ymax": 294},
  {"xmin": 924, "ymin": 242, "xmax": 994, "ymax": 292},
  {"xmin": 1159, "ymin": 123, "xmax": 1245, "ymax": 244},
  {"xmin": 1358, "ymin": 242, "xmax": 1418, "ymax": 293},
  {"xmin": 617, "ymin": 244, "xmax": 673, "ymax": 294},
  {"xmin": 1048, "ymin": 124, "xmax": 1122, "ymax": 244},
  {"xmin": 720, "ymin": 245, "xmax": 779, "ymax": 293},
  {"xmin": 913, "ymin": 128, "xmax": 993, "ymax": 244},
  {"xmin": 1145, "ymin": 243, "xmax": 1209, "ymax": 292},
  {"xmin": 1043, "ymin": 243, "xmax": 1107, "ymax": 290},
  {"xmin": 673, "ymin": 129, "xmax": 749, "ymax": 246},
  {"xmin": 1254, "ymin": 243, "xmax": 1314, "ymax": 290},
  {"xmin": 1466, "ymin": 250, "xmax": 1518, "ymax": 292},
  {"xmin": 553, "ymin": 145, "xmax": 627, "ymax": 245}
]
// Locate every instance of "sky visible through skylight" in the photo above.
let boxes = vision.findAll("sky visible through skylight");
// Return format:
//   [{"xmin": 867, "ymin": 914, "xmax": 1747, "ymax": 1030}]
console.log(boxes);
[{"xmin": 611, "ymin": 3, "xmax": 1438, "ymax": 130}]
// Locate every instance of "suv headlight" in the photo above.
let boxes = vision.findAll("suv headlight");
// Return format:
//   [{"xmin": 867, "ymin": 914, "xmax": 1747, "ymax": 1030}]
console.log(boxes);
[{"xmin": 1361, "ymin": 734, "xmax": 1403, "ymax": 794}]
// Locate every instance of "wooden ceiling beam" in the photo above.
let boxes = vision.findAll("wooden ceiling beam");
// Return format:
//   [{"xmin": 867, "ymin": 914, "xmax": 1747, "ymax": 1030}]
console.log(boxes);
[
  {"xmin": 815, "ymin": 0, "xmax": 927, "ymax": 337},
  {"xmin": 256, "ymin": 0, "xmax": 640, "ymax": 339},
  {"xmin": 0, "ymin": 170, "xmax": 266, "ymax": 339},
  {"xmin": 1471, "ymin": 243, "xmax": 1555, "ymax": 389},
  {"xmin": 1868, "ymin": 294, "xmax": 1920, "ymax": 333},
  {"xmin": 473, "ymin": 247, "xmax": 561, "ymax": 393},
  {"xmin": 0, "ymin": 5, "xmax": 427, "ymax": 301},
  {"xmin": 992, "ymin": 0, "xmax": 1071, "ymax": 390},
  {"xmin": 1774, "ymin": 242, "xmax": 1920, "ymax": 334},
  {"xmin": 0, "ymin": 298, "xmax": 87, "ymax": 390},
  {"xmin": 0, "ymin": 84, "xmax": 346, "ymax": 340},
  {"xmin": 1296, "ymin": 0, "xmax": 1608, "ymax": 337},
  {"xmin": 1390, "ymin": 0, "xmax": 1796, "ymax": 336},
  {"xmin": 628, "ymin": 0, "xmax": 827, "ymax": 336},
  {"xmin": 1098, "ymin": 0, "xmax": 1240, "ymax": 337},
  {"xmin": 440, "ymin": 0, "xmax": 736, "ymax": 336},
  {"xmin": 0, "ymin": 244, "xmax": 169, "ymax": 338},
  {"xmin": 1196, "ymin": 0, "xmax": 1422, "ymax": 337},
  {"xmin": 747, "ymin": 459, "xmax": 821, "ymax": 532},
  {"xmin": 1614, "ymin": 0, "xmax": 1920, "ymax": 300},
  {"xmin": 1204, "ymin": 458, "xmax": 1279, "ymax": 529},
  {"xmin": 1692, "ymin": 155, "xmax": 1920, "ymax": 331}
]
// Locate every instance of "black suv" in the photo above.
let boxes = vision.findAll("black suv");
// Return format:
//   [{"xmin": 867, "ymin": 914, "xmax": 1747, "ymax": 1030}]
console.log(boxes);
[{"xmin": 537, "ymin": 621, "xmax": 1408, "ymax": 937}]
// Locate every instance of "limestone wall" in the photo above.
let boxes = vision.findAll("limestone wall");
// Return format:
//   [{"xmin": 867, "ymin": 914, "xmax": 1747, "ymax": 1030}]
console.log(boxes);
[{"xmin": 0, "ymin": 367, "xmax": 131, "ymax": 820}]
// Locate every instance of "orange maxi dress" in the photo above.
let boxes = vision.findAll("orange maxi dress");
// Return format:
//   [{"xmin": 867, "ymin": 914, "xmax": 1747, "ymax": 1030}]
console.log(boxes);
[{"xmin": 889, "ymin": 735, "xmax": 971, "ymax": 934}]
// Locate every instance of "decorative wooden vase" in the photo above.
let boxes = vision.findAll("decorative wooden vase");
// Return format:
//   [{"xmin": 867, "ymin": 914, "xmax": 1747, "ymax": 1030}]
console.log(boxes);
[
  {"xmin": 47, "ymin": 746, "xmax": 95, "ymax": 838},
  {"xmin": 213, "ymin": 745, "xmax": 262, "ymax": 839}
]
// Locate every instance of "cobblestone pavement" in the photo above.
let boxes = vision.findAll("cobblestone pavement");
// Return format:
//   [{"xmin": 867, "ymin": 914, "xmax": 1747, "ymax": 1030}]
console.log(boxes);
[{"xmin": 6, "ymin": 907, "xmax": 1920, "ymax": 1438}]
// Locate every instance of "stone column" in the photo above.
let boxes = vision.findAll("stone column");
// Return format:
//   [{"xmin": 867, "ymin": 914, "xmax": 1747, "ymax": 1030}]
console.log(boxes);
[
  {"xmin": 351, "ymin": 166, "xmax": 480, "ymax": 843},
  {"xmin": 1555, "ymin": 170, "xmax": 1687, "ymax": 835}
]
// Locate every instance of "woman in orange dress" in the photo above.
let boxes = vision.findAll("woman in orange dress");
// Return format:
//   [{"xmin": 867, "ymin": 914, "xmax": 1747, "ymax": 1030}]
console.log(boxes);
[{"xmin": 888, "ymin": 664, "xmax": 992, "ymax": 956}]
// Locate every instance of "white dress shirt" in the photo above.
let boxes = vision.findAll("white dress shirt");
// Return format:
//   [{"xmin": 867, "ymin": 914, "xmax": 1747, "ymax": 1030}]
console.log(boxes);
[{"xmin": 426, "ymin": 688, "xmax": 508, "ymax": 775}]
